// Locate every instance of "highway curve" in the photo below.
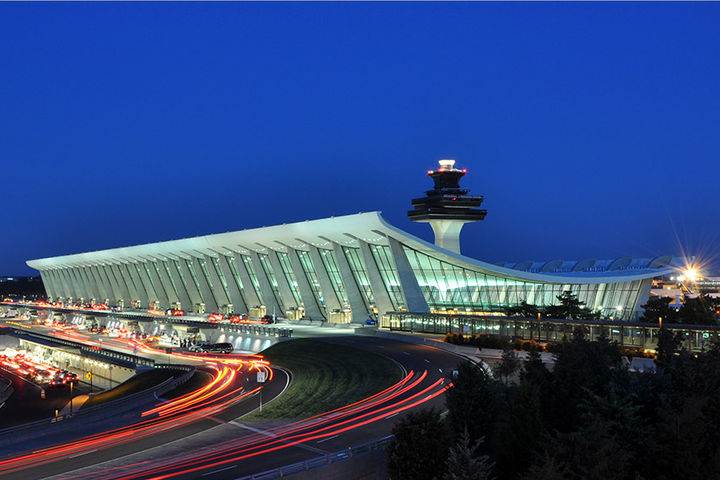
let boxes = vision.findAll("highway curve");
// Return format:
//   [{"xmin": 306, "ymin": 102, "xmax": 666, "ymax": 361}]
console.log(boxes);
[{"xmin": 0, "ymin": 336, "xmax": 465, "ymax": 480}]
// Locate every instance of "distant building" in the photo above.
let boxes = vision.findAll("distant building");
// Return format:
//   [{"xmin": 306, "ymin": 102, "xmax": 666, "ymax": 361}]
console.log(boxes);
[{"xmin": 27, "ymin": 161, "xmax": 682, "ymax": 322}]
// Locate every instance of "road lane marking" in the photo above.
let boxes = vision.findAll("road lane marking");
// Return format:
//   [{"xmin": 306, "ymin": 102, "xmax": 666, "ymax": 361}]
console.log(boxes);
[
  {"xmin": 201, "ymin": 465, "xmax": 237, "ymax": 476},
  {"xmin": 69, "ymin": 449, "xmax": 97, "ymax": 459},
  {"xmin": 403, "ymin": 351, "xmax": 410, "ymax": 355},
  {"xmin": 317, "ymin": 434, "xmax": 340, "ymax": 444},
  {"xmin": 229, "ymin": 421, "xmax": 279, "ymax": 437},
  {"xmin": 424, "ymin": 359, "xmax": 430, "ymax": 363},
  {"xmin": 386, "ymin": 413, "xmax": 400, "ymax": 419}
]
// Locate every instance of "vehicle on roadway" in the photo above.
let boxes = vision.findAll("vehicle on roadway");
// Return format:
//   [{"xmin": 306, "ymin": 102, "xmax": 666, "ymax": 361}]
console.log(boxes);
[
  {"xmin": 261, "ymin": 314, "xmax": 275, "ymax": 324},
  {"xmin": 187, "ymin": 342, "xmax": 233, "ymax": 354},
  {"xmin": 229, "ymin": 313, "xmax": 249, "ymax": 323},
  {"xmin": 207, "ymin": 313, "xmax": 224, "ymax": 322},
  {"xmin": 166, "ymin": 309, "xmax": 184, "ymax": 316}
]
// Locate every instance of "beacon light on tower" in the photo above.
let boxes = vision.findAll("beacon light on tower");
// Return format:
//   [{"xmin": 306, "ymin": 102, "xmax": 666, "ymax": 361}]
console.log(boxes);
[{"xmin": 407, "ymin": 159, "xmax": 486, "ymax": 254}]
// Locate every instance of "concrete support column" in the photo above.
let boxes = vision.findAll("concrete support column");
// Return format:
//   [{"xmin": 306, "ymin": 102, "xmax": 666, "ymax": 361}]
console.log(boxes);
[
  {"xmin": 38, "ymin": 270, "xmax": 56, "ymax": 299},
  {"xmin": 144, "ymin": 260, "xmax": 170, "ymax": 308},
  {"xmin": 176, "ymin": 258, "xmax": 204, "ymax": 306},
  {"xmin": 154, "ymin": 260, "xmax": 179, "ymax": 305},
  {"xmin": 358, "ymin": 241, "xmax": 394, "ymax": 316},
  {"xmin": 216, "ymin": 255, "xmax": 248, "ymax": 313},
  {"xmin": 44, "ymin": 270, "xmax": 60, "ymax": 298},
  {"xmin": 267, "ymin": 250, "xmax": 298, "ymax": 310},
  {"xmin": 61, "ymin": 269, "xmax": 82, "ymax": 300},
  {"xmin": 78, "ymin": 266, "xmax": 100, "ymax": 300},
  {"xmin": 166, "ymin": 259, "xmax": 194, "ymax": 310},
  {"xmin": 231, "ymin": 253, "xmax": 262, "ymax": 309},
  {"xmin": 427, "ymin": 219, "xmax": 467, "ymax": 254},
  {"xmin": 387, "ymin": 237, "xmax": 429, "ymax": 313},
  {"xmin": 125, "ymin": 263, "xmax": 149, "ymax": 306},
  {"xmin": 287, "ymin": 249, "xmax": 325, "ymax": 321},
  {"xmin": 249, "ymin": 252, "xmax": 282, "ymax": 316},
  {"xmin": 190, "ymin": 256, "xmax": 219, "ymax": 312},
  {"xmin": 109, "ymin": 264, "xmax": 132, "ymax": 303},
  {"xmin": 332, "ymin": 243, "xmax": 371, "ymax": 324},
  {"xmin": 137, "ymin": 261, "xmax": 162, "ymax": 307},
  {"xmin": 203, "ymin": 256, "xmax": 231, "ymax": 308},
  {"xmin": 88, "ymin": 265, "xmax": 109, "ymax": 301},
  {"xmin": 98, "ymin": 265, "xmax": 122, "ymax": 303},
  {"xmin": 309, "ymin": 247, "xmax": 341, "ymax": 312},
  {"xmin": 52, "ymin": 270, "xmax": 72, "ymax": 299}
]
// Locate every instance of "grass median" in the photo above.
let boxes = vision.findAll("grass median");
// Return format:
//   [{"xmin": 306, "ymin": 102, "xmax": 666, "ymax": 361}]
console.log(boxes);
[{"xmin": 246, "ymin": 338, "xmax": 402, "ymax": 420}]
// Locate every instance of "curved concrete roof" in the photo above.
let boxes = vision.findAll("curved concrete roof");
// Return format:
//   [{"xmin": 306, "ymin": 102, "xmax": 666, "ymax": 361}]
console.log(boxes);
[{"xmin": 27, "ymin": 212, "xmax": 679, "ymax": 285}]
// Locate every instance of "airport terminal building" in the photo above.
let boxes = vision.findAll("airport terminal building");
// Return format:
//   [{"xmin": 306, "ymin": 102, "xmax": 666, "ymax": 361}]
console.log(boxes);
[{"xmin": 27, "ymin": 161, "xmax": 680, "ymax": 323}]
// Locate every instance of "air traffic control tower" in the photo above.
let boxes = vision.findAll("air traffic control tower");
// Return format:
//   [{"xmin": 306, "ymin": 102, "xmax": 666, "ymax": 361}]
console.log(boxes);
[{"xmin": 408, "ymin": 159, "xmax": 487, "ymax": 254}]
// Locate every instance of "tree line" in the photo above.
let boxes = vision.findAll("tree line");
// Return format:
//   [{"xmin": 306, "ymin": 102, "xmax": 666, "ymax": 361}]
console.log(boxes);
[
  {"xmin": 505, "ymin": 290, "xmax": 720, "ymax": 326},
  {"xmin": 387, "ymin": 330, "xmax": 720, "ymax": 480}
]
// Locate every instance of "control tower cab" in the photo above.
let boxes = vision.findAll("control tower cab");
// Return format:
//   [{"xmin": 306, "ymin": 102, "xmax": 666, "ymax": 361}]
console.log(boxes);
[{"xmin": 407, "ymin": 159, "xmax": 487, "ymax": 254}]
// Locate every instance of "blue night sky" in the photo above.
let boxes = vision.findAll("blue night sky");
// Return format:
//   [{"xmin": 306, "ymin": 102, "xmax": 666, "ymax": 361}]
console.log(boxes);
[{"xmin": 2, "ymin": 2, "xmax": 720, "ymax": 275}]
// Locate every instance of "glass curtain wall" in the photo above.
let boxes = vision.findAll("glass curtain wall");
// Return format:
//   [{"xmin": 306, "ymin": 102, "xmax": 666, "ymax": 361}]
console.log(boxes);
[
  {"xmin": 258, "ymin": 253, "xmax": 285, "ymax": 312},
  {"xmin": 296, "ymin": 250, "xmax": 327, "ymax": 314},
  {"xmin": 161, "ymin": 260, "xmax": 184, "ymax": 302},
  {"xmin": 319, "ymin": 249, "xmax": 350, "ymax": 309},
  {"xmin": 225, "ymin": 255, "xmax": 249, "ymax": 305},
  {"xmin": 210, "ymin": 257, "xmax": 232, "ymax": 304},
  {"xmin": 342, "ymin": 247, "xmax": 375, "ymax": 311},
  {"xmin": 277, "ymin": 252, "xmax": 303, "ymax": 307},
  {"xmin": 369, "ymin": 245, "xmax": 406, "ymax": 310},
  {"xmin": 240, "ymin": 255, "xmax": 264, "ymax": 303},
  {"xmin": 184, "ymin": 259, "xmax": 205, "ymax": 304},
  {"xmin": 151, "ymin": 261, "xmax": 175, "ymax": 301},
  {"xmin": 403, "ymin": 246, "xmax": 643, "ymax": 320},
  {"xmin": 198, "ymin": 258, "xmax": 222, "ymax": 308}
]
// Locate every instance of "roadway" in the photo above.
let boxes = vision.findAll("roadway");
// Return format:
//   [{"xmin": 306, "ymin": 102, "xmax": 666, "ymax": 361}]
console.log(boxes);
[{"xmin": 0, "ymin": 319, "xmax": 465, "ymax": 480}]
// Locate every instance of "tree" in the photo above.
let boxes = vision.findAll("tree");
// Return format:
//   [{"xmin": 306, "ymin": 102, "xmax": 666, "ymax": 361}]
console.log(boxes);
[
  {"xmin": 386, "ymin": 408, "xmax": 449, "ymax": 480},
  {"xmin": 544, "ymin": 291, "xmax": 586, "ymax": 320},
  {"xmin": 443, "ymin": 430, "xmax": 494, "ymax": 480},
  {"xmin": 494, "ymin": 347, "xmax": 521, "ymax": 384},
  {"xmin": 640, "ymin": 296, "xmax": 679, "ymax": 324},
  {"xmin": 677, "ymin": 295, "xmax": 717, "ymax": 326},
  {"xmin": 655, "ymin": 328, "xmax": 681, "ymax": 367},
  {"xmin": 445, "ymin": 362, "xmax": 498, "ymax": 445}
]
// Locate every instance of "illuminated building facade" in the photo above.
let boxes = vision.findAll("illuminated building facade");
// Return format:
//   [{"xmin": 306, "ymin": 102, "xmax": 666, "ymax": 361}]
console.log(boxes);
[{"xmin": 26, "ymin": 162, "xmax": 680, "ymax": 322}]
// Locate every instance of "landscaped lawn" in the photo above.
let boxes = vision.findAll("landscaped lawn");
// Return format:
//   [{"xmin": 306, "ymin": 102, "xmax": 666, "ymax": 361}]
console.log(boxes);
[{"xmin": 246, "ymin": 338, "xmax": 402, "ymax": 420}]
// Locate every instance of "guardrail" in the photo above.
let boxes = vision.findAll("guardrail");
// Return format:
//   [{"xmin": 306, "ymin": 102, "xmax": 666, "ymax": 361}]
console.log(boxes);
[
  {"xmin": 0, "ymin": 364, "xmax": 195, "ymax": 447},
  {"xmin": 236, "ymin": 435, "xmax": 393, "ymax": 480}
]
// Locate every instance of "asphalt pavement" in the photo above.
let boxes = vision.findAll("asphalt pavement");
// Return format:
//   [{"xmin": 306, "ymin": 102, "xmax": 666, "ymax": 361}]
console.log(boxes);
[{"xmin": 38, "ymin": 337, "xmax": 465, "ymax": 480}]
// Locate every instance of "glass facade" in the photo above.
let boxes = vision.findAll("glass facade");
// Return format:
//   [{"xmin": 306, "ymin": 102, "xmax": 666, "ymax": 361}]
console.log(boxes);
[
  {"xmin": 277, "ymin": 252, "xmax": 303, "ymax": 307},
  {"xmin": 184, "ymin": 259, "xmax": 204, "ymax": 303},
  {"xmin": 319, "ymin": 248, "xmax": 350, "ymax": 308},
  {"xmin": 142, "ymin": 263, "xmax": 158, "ymax": 299},
  {"xmin": 162, "ymin": 260, "xmax": 183, "ymax": 301},
  {"xmin": 258, "ymin": 253, "xmax": 285, "ymax": 312},
  {"xmin": 151, "ymin": 261, "xmax": 173, "ymax": 301},
  {"xmin": 370, "ymin": 244, "xmax": 406, "ymax": 310},
  {"xmin": 225, "ymin": 255, "xmax": 248, "ymax": 305},
  {"xmin": 240, "ymin": 255, "xmax": 264, "ymax": 304},
  {"xmin": 297, "ymin": 250, "xmax": 326, "ymax": 313},
  {"xmin": 403, "ymin": 246, "xmax": 644, "ymax": 320},
  {"xmin": 211, "ymin": 257, "xmax": 232, "ymax": 303},
  {"xmin": 34, "ymin": 221, "xmax": 658, "ymax": 323},
  {"xmin": 342, "ymin": 246, "xmax": 375, "ymax": 310},
  {"xmin": 198, "ymin": 258, "xmax": 222, "ymax": 308}
]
